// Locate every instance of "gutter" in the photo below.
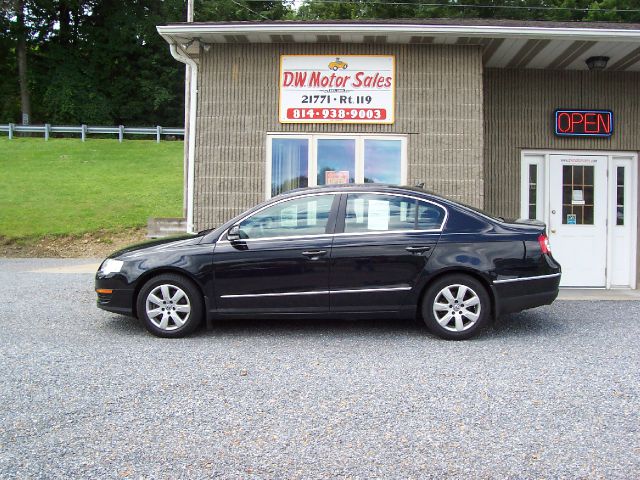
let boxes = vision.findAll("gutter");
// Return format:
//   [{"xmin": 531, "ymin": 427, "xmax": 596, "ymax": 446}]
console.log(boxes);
[
  {"xmin": 157, "ymin": 23, "xmax": 640, "ymax": 43},
  {"xmin": 169, "ymin": 43, "xmax": 197, "ymax": 234}
]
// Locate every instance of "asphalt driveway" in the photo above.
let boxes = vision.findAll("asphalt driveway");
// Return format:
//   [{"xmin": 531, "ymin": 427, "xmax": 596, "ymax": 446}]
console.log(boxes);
[{"xmin": 1, "ymin": 258, "xmax": 638, "ymax": 479}]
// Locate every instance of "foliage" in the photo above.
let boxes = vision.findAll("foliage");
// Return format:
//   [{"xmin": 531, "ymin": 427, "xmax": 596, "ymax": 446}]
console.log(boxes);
[
  {"xmin": 1, "ymin": 0, "xmax": 637, "ymax": 126},
  {"xmin": 297, "ymin": 0, "xmax": 640, "ymax": 21},
  {"xmin": 195, "ymin": 0, "xmax": 294, "ymax": 21},
  {"xmin": 1, "ymin": 0, "xmax": 188, "ymax": 125},
  {"xmin": 0, "ymin": 137, "xmax": 184, "ymax": 238}
]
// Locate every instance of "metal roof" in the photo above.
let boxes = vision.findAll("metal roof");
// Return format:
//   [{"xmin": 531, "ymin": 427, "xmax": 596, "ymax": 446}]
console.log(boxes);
[{"xmin": 157, "ymin": 19, "xmax": 640, "ymax": 71}]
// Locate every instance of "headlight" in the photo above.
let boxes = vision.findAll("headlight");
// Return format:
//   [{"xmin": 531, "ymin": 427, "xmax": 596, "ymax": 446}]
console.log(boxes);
[{"xmin": 100, "ymin": 259, "xmax": 124, "ymax": 275}]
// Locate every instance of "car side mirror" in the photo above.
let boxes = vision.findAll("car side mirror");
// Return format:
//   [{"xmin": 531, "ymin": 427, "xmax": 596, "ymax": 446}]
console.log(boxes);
[{"xmin": 227, "ymin": 224, "xmax": 241, "ymax": 241}]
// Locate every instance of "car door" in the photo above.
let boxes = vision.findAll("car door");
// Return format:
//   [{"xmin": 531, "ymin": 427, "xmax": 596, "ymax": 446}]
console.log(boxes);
[
  {"xmin": 329, "ymin": 192, "xmax": 445, "ymax": 314},
  {"xmin": 213, "ymin": 193, "xmax": 338, "ymax": 315}
]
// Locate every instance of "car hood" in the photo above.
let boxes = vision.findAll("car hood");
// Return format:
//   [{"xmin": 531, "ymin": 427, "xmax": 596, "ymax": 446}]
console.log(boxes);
[{"xmin": 109, "ymin": 234, "xmax": 203, "ymax": 259}]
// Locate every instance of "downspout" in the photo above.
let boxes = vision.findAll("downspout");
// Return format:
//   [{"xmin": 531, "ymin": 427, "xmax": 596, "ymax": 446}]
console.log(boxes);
[{"xmin": 169, "ymin": 42, "xmax": 198, "ymax": 233}]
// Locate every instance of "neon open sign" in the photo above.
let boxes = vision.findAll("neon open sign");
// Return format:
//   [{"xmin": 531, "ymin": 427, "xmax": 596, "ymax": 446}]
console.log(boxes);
[{"xmin": 555, "ymin": 110, "xmax": 613, "ymax": 137}]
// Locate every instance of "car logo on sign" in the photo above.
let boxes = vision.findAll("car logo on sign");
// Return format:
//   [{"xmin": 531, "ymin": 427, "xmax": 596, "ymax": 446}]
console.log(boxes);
[{"xmin": 328, "ymin": 58, "xmax": 348, "ymax": 71}]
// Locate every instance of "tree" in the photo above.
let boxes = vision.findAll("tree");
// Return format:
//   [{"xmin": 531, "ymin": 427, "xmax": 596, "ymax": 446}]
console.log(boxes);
[
  {"xmin": 2, "ymin": 0, "xmax": 32, "ymax": 124},
  {"xmin": 0, "ymin": 0, "xmax": 293, "ymax": 125},
  {"xmin": 296, "ymin": 0, "xmax": 639, "ymax": 22},
  {"xmin": 587, "ymin": 0, "xmax": 640, "ymax": 22},
  {"xmin": 195, "ymin": 0, "xmax": 293, "ymax": 21}
]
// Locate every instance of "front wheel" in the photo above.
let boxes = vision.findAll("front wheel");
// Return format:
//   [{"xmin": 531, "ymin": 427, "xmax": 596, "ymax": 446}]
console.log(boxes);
[
  {"xmin": 421, "ymin": 274, "xmax": 490, "ymax": 340},
  {"xmin": 136, "ymin": 274, "xmax": 203, "ymax": 338}
]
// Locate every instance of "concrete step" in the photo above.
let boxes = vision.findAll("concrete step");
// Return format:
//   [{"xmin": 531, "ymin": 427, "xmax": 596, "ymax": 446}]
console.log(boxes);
[{"xmin": 147, "ymin": 217, "xmax": 187, "ymax": 238}]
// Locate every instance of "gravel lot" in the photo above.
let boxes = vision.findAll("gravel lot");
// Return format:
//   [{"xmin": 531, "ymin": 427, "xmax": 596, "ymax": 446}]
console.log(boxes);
[{"xmin": 1, "ymin": 258, "xmax": 638, "ymax": 479}]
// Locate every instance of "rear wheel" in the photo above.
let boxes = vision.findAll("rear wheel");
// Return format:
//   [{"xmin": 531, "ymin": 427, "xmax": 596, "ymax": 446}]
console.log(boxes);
[
  {"xmin": 136, "ymin": 274, "xmax": 203, "ymax": 338},
  {"xmin": 422, "ymin": 274, "xmax": 490, "ymax": 340}
]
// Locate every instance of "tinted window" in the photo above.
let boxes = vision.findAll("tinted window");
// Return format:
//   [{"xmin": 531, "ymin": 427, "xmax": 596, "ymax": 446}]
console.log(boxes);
[
  {"xmin": 417, "ymin": 202, "xmax": 446, "ymax": 230},
  {"xmin": 239, "ymin": 195, "xmax": 335, "ymax": 239},
  {"xmin": 344, "ymin": 194, "xmax": 444, "ymax": 233}
]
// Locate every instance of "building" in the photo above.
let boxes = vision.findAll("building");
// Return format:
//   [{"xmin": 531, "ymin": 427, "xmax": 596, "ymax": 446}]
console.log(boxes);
[{"xmin": 157, "ymin": 19, "xmax": 640, "ymax": 289}]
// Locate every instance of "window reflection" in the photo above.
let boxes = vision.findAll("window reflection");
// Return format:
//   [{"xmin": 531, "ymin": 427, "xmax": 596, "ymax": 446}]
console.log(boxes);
[
  {"xmin": 345, "ymin": 194, "xmax": 445, "ymax": 233},
  {"xmin": 271, "ymin": 139, "xmax": 309, "ymax": 197},
  {"xmin": 317, "ymin": 139, "xmax": 355, "ymax": 185},
  {"xmin": 364, "ymin": 139, "xmax": 401, "ymax": 184},
  {"xmin": 239, "ymin": 195, "xmax": 335, "ymax": 239}
]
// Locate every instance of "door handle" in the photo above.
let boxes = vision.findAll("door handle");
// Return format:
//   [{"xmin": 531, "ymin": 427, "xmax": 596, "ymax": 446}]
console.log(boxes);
[
  {"xmin": 405, "ymin": 246, "xmax": 432, "ymax": 254},
  {"xmin": 301, "ymin": 250, "xmax": 327, "ymax": 259}
]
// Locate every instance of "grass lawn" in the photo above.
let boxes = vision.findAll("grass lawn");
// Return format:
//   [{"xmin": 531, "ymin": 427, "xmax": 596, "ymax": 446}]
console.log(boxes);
[{"xmin": 0, "ymin": 137, "xmax": 183, "ymax": 239}]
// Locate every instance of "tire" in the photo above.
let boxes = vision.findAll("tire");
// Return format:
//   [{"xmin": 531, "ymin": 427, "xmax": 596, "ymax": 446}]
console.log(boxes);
[
  {"xmin": 136, "ymin": 273, "xmax": 203, "ymax": 338},
  {"xmin": 421, "ymin": 274, "xmax": 490, "ymax": 340}
]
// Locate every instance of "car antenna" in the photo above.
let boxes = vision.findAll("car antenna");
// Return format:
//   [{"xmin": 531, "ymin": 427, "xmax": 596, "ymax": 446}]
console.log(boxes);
[{"xmin": 415, "ymin": 182, "xmax": 425, "ymax": 189}]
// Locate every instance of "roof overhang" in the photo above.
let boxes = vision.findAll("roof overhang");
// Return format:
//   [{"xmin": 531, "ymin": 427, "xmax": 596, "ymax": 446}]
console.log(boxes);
[{"xmin": 157, "ymin": 21, "xmax": 640, "ymax": 71}]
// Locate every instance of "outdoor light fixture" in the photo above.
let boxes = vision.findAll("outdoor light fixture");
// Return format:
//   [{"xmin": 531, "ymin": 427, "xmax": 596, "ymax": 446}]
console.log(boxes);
[{"xmin": 586, "ymin": 56, "xmax": 609, "ymax": 70}]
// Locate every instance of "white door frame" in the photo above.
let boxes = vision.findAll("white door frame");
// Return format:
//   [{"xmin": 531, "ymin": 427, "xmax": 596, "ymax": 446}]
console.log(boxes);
[{"xmin": 520, "ymin": 149, "xmax": 638, "ymax": 289}]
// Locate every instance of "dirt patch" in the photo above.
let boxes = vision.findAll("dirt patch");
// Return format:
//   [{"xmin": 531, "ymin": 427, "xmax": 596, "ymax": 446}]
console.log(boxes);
[{"xmin": 0, "ymin": 228, "xmax": 148, "ymax": 258}]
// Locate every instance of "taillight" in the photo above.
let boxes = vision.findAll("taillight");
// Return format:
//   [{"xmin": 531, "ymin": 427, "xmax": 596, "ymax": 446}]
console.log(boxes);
[{"xmin": 538, "ymin": 233, "xmax": 551, "ymax": 255}]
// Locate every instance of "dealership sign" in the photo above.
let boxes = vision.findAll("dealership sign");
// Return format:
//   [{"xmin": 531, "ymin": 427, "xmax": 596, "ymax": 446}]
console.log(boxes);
[
  {"xmin": 279, "ymin": 55, "xmax": 395, "ymax": 124},
  {"xmin": 555, "ymin": 109, "xmax": 613, "ymax": 137}
]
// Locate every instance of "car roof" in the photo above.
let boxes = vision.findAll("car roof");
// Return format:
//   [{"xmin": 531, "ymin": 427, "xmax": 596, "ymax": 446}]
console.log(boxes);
[
  {"xmin": 278, "ymin": 183, "xmax": 438, "ymax": 199},
  {"xmin": 274, "ymin": 184, "xmax": 500, "ymax": 223}
]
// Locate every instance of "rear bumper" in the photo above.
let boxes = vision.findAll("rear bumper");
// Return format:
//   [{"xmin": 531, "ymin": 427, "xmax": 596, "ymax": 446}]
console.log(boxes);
[{"xmin": 492, "ymin": 272, "xmax": 561, "ymax": 316}]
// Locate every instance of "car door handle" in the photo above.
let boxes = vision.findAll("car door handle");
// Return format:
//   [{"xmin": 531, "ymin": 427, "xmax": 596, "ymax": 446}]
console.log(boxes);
[
  {"xmin": 301, "ymin": 250, "xmax": 328, "ymax": 259},
  {"xmin": 405, "ymin": 246, "xmax": 432, "ymax": 254}
]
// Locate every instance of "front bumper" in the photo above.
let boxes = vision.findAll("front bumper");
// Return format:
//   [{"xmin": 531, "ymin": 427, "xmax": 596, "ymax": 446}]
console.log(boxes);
[{"xmin": 95, "ymin": 273, "xmax": 135, "ymax": 317}]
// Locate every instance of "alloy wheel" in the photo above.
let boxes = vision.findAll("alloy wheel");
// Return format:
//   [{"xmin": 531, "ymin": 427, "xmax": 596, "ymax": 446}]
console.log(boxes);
[
  {"xmin": 432, "ymin": 284, "xmax": 481, "ymax": 332},
  {"xmin": 145, "ymin": 284, "xmax": 191, "ymax": 331}
]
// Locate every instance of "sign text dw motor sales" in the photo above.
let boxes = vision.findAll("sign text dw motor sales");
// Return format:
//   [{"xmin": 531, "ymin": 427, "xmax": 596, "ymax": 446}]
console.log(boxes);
[{"xmin": 279, "ymin": 55, "xmax": 395, "ymax": 124}]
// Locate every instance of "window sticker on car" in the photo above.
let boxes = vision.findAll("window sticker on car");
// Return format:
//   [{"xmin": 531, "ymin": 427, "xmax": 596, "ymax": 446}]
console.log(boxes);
[{"xmin": 368, "ymin": 199, "xmax": 390, "ymax": 230}]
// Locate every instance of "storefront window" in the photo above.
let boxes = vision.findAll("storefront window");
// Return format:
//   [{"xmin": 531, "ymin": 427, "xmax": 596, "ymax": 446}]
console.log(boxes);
[
  {"xmin": 616, "ymin": 166, "xmax": 625, "ymax": 226},
  {"xmin": 267, "ymin": 134, "xmax": 407, "ymax": 198},
  {"xmin": 317, "ymin": 139, "xmax": 356, "ymax": 185},
  {"xmin": 520, "ymin": 155, "xmax": 543, "ymax": 222},
  {"xmin": 528, "ymin": 164, "xmax": 537, "ymax": 220},
  {"xmin": 364, "ymin": 139, "xmax": 402, "ymax": 184},
  {"xmin": 562, "ymin": 165, "xmax": 594, "ymax": 225},
  {"xmin": 271, "ymin": 138, "xmax": 309, "ymax": 197}
]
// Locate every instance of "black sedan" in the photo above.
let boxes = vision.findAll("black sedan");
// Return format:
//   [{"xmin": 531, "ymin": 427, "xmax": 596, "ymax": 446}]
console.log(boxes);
[{"xmin": 95, "ymin": 185, "xmax": 561, "ymax": 340}]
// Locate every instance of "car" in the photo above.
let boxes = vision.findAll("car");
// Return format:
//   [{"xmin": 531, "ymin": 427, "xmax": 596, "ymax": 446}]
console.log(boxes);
[
  {"xmin": 95, "ymin": 184, "xmax": 561, "ymax": 340},
  {"xmin": 328, "ymin": 59, "xmax": 348, "ymax": 71}
]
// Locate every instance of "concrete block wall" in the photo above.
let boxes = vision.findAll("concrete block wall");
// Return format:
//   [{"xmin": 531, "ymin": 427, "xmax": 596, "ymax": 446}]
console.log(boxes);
[
  {"xmin": 194, "ymin": 43, "xmax": 484, "ymax": 230},
  {"xmin": 484, "ymin": 69, "xmax": 640, "ymax": 218}
]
